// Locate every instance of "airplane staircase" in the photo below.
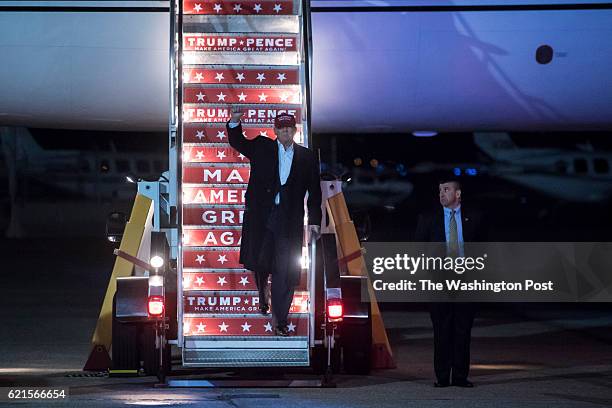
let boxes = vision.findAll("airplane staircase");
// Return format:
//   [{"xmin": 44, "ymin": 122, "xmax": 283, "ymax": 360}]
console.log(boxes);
[{"xmin": 171, "ymin": 0, "xmax": 314, "ymax": 367}]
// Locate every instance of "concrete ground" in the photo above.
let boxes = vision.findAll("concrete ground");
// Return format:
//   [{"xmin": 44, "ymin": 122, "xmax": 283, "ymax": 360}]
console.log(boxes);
[{"xmin": 1, "ymin": 238, "xmax": 611, "ymax": 407}]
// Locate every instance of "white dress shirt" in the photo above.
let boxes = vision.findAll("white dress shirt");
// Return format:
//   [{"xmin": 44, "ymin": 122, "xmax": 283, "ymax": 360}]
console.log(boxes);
[{"xmin": 228, "ymin": 121, "xmax": 294, "ymax": 205}]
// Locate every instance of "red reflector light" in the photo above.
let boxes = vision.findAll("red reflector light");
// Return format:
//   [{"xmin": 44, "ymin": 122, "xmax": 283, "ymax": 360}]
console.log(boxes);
[
  {"xmin": 327, "ymin": 298, "xmax": 343, "ymax": 320},
  {"xmin": 148, "ymin": 295, "xmax": 164, "ymax": 317}
]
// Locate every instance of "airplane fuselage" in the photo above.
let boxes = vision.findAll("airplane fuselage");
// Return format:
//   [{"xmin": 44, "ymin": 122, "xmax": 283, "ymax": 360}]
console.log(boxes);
[{"xmin": 1, "ymin": 1, "xmax": 611, "ymax": 132}]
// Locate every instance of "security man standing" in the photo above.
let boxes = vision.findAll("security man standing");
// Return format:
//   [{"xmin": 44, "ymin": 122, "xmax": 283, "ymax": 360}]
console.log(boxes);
[{"xmin": 415, "ymin": 179, "xmax": 485, "ymax": 387}]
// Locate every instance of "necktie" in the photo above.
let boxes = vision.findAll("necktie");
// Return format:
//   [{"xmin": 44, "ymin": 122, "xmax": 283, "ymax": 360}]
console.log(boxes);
[{"xmin": 449, "ymin": 210, "xmax": 459, "ymax": 256}]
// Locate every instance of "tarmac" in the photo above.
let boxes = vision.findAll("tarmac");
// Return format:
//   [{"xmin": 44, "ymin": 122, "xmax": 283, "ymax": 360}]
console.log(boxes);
[{"xmin": 1, "ymin": 238, "xmax": 611, "ymax": 407}]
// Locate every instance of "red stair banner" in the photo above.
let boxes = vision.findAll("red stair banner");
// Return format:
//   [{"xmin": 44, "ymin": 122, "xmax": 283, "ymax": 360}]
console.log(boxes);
[
  {"xmin": 184, "ymin": 67, "xmax": 299, "ymax": 85},
  {"xmin": 183, "ymin": 146, "xmax": 250, "ymax": 163},
  {"xmin": 183, "ymin": 125, "xmax": 282, "ymax": 142},
  {"xmin": 183, "ymin": 249, "xmax": 243, "ymax": 268},
  {"xmin": 183, "ymin": 228, "xmax": 242, "ymax": 247},
  {"xmin": 183, "ymin": 106, "xmax": 301, "ymax": 124},
  {"xmin": 184, "ymin": 86, "xmax": 301, "ymax": 104},
  {"xmin": 183, "ymin": 272, "xmax": 257, "ymax": 290},
  {"xmin": 183, "ymin": 0, "xmax": 296, "ymax": 15},
  {"xmin": 183, "ymin": 292, "xmax": 309, "ymax": 314},
  {"xmin": 183, "ymin": 167, "xmax": 250, "ymax": 185},
  {"xmin": 183, "ymin": 208, "xmax": 245, "ymax": 226},
  {"xmin": 184, "ymin": 34, "xmax": 298, "ymax": 52},
  {"xmin": 183, "ymin": 187, "xmax": 246, "ymax": 205},
  {"xmin": 183, "ymin": 315, "xmax": 308, "ymax": 336}
]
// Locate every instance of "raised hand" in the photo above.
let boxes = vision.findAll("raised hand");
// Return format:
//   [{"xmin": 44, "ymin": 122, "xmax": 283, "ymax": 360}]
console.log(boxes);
[{"xmin": 230, "ymin": 105, "xmax": 244, "ymax": 123}]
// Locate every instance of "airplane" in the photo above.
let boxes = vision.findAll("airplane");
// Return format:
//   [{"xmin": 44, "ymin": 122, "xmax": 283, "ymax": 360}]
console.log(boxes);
[
  {"xmin": 0, "ymin": 0, "xmax": 611, "ymax": 133},
  {"xmin": 1, "ymin": 0, "xmax": 611, "ymax": 236},
  {"xmin": 407, "ymin": 132, "xmax": 612, "ymax": 203},
  {"xmin": 473, "ymin": 132, "xmax": 612, "ymax": 203},
  {"xmin": 340, "ymin": 167, "xmax": 414, "ymax": 210},
  {"xmin": 0, "ymin": 127, "xmax": 168, "ymax": 201},
  {"xmin": 0, "ymin": 127, "xmax": 412, "ymax": 214}
]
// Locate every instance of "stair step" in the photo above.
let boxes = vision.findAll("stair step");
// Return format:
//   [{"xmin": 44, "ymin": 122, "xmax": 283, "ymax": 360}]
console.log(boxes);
[
  {"xmin": 183, "ymin": 347, "xmax": 309, "ymax": 367},
  {"xmin": 184, "ymin": 85, "xmax": 301, "ymax": 104},
  {"xmin": 183, "ymin": 315, "xmax": 308, "ymax": 336},
  {"xmin": 183, "ymin": 66, "xmax": 299, "ymax": 85},
  {"xmin": 183, "ymin": 145, "xmax": 249, "ymax": 163},
  {"xmin": 183, "ymin": 291, "xmax": 309, "ymax": 314},
  {"xmin": 182, "ymin": 0, "xmax": 298, "ymax": 16},
  {"xmin": 184, "ymin": 15, "xmax": 299, "ymax": 33},
  {"xmin": 185, "ymin": 335, "xmax": 308, "ymax": 348},
  {"xmin": 183, "ymin": 51, "xmax": 300, "ymax": 67},
  {"xmin": 182, "ymin": 104, "xmax": 302, "ymax": 124},
  {"xmin": 182, "ymin": 207, "xmax": 246, "ymax": 226},
  {"xmin": 183, "ymin": 123, "xmax": 285, "ymax": 142}
]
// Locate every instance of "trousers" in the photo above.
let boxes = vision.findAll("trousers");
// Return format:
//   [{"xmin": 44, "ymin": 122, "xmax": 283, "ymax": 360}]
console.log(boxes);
[
  {"xmin": 255, "ymin": 204, "xmax": 295, "ymax": 327},
  {"xmin": 429, "ymin": 302, "xmax": 475, "ymax": 382}
]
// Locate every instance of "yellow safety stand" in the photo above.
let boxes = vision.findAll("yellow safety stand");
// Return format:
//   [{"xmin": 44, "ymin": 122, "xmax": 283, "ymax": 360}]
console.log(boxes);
[
  {"xmin": 83, "ymin": 194, "xmax": 153, "ymax": 371},
  {"xmin": 327, "ymin": 191, "xmax": 396, "ymax": 369}
]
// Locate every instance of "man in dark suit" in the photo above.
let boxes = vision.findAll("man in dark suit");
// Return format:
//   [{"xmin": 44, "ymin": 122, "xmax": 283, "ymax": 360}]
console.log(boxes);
[
  {"xmin": 414, "ymin": 179, "xmax": 485, "ymax": 387},
  {"xmin": 227, "ymin": 106, "xmax": 322, "ymax": 336}
]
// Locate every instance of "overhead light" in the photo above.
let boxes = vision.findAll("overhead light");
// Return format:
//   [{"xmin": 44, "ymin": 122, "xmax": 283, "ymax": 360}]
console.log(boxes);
[{"xmin": 412, "ymin": 130, "xmax": 438, "ymax": 137}]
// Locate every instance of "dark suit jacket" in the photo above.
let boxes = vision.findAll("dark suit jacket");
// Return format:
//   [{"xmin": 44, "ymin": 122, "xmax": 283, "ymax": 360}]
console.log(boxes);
[
  {"xmin": 227, "ymin": 122, "xmax": 322, "ymax": 283},
  {"xmin": 415, "ymin": 206, "xmax": 487, "ymax": 302},
  {"xmin": 414, "ymin": 206, "xmax": 486, "ymax": 243}
]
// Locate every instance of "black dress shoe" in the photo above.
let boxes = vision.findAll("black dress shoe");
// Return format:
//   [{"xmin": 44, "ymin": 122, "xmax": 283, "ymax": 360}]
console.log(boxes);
[
  {"xmin": 275, "ymin": 325, "xmax": 289, "ymax": 337},
  {"xmin": 433, "ymin": 381, "xmax": 450, "ymax": 388},
  {"xmin": 452, "ymin": 379, "xmax": 474, "ymax": 388},
  {"xmin": 259, "ymin": 303, "xmax": 269, "ymax": 315}
]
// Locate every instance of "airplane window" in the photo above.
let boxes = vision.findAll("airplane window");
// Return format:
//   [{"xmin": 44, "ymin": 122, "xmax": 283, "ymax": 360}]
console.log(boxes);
[
  {"xmin": 115, "ymin": 159, "xmax": 130, "ymax": 173},
  {"xmin": 100, "ymin": 159, "xmax": 110, "ymax": 173},
  {"xmin": 594, "ymin": 158, "xmax": 609, "ymax": 174},
  {"xmin": 136, "ymin": 160, "xmax": 151, "ymax": 173},
  {"xmin": 573, "ymin": 158, "xmax": 588, "ymax": 174}
]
